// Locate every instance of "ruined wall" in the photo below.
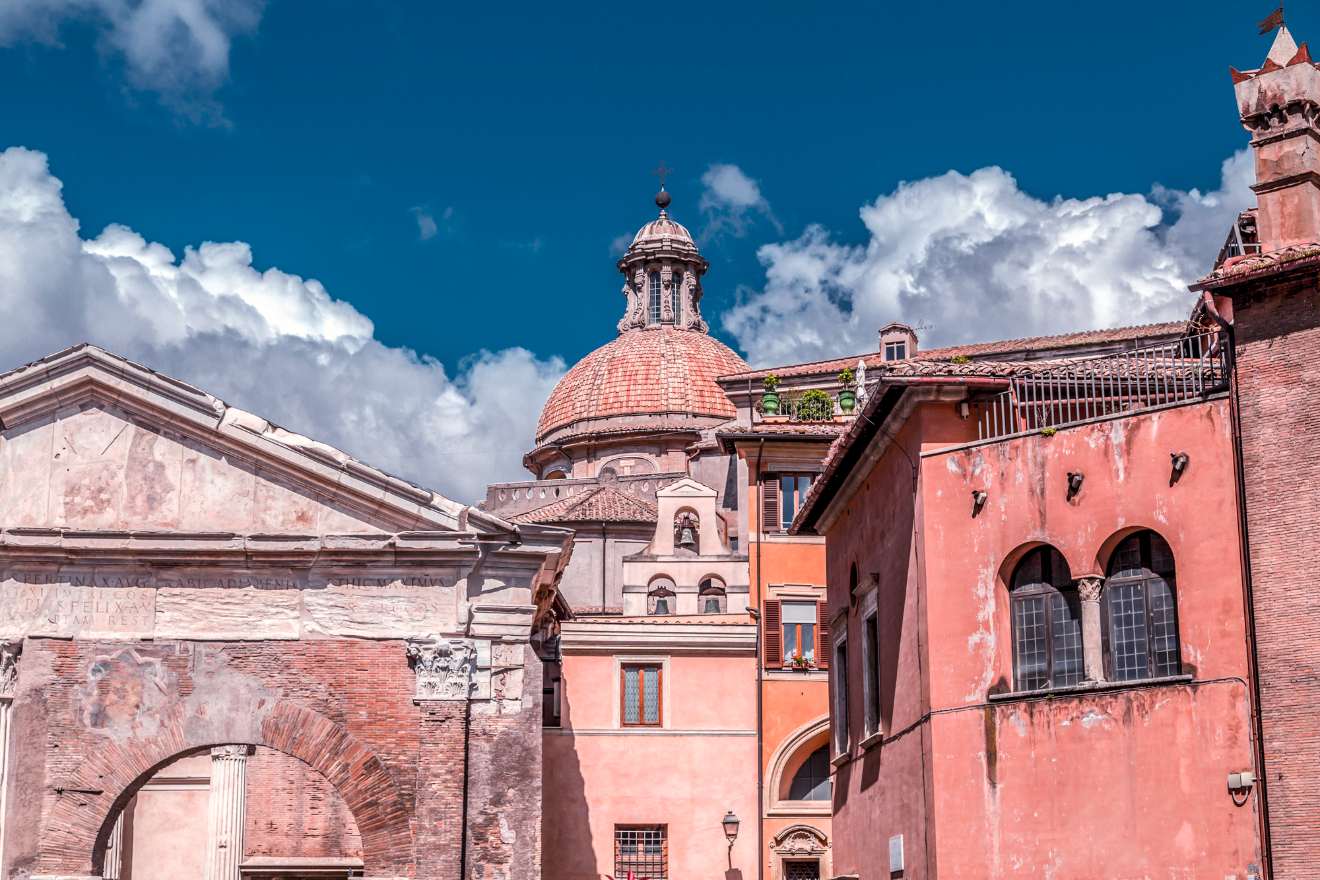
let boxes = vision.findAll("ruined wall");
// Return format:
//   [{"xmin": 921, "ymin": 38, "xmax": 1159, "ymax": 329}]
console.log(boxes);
[
  {"xmin": 244, "ymin": 748, "xmax": 363, "ymax": 861},
  {"xmin": 1230, "ymin": 276, "xmax": 1320, "ymax": 877}
]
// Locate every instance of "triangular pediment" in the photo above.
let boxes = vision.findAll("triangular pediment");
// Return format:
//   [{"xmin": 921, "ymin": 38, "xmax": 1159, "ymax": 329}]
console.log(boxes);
[
  {"xmin": 0, "ymin": 345, "xmax": 491, "ymax": 536},
  {"xmin": 655, "ymin": 477, "xmax": 717, "ymax": 499}
]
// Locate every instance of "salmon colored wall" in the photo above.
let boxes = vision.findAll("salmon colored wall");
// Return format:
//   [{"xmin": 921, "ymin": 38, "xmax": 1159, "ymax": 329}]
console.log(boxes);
[
  {"xmin": 823, "ymin": 398, "xmax": 1263, "ymax": 877},
  {"xmin": 543, "ymin": 651, "xmax": 759, "ymax": 880}
]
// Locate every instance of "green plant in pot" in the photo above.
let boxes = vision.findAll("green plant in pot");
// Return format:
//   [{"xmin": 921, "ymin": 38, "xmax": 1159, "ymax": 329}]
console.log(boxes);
[
  {"xmin": 796, "ymin": 389, "xmax": 835, "ymax": 422},
  {"xmin": 762, "ymin": 374, "xmax": 781, "ymax": 415},
  {"xmin": 837, "ymin": 367, "xmax": 857, "ymax": 413}
]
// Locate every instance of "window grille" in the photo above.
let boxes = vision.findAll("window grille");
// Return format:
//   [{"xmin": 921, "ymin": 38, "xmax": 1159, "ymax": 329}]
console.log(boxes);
[
  {"xmin": 1104, "ymin": 531, "xmax": 1180, "ymax": 680},
  {"xmin": 1010, "ymin": 546, "xmax": 1083, "ymax": 690},
  {"xmin": 784, "ymin": 860, "xmax": 821, "ymax": 880},
  {"xmin": 615, "ymin": 825, "xmax": 667, "ymax": 879}
]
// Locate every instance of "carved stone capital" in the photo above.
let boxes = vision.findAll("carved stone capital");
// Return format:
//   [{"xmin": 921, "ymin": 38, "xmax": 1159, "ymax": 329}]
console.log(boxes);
[
  {"xmin": 407, "ymin": 637, "xmax": 480, "ymax": 701},
  {"xmin": 210, "ymin": 744, "xmax": 253, "ymax": 760},
  {"xmin": 1076, "ymin": 576, "xmax": 1104, "ymax": 603},
  {"xmin": 0, "ymin": 640, "xmax": 21, "ymax": 699}
]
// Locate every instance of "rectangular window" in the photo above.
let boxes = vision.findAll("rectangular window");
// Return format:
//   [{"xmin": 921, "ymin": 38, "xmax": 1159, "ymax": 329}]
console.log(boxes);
[
  {"xmin": 1012, "ymin": 595, "xmax": 1049, "ymax": 691},
  {"xmin": 615, "ymin": 825, "xmax": 667, "ymax": 880},
  {"xmin": 621, "ymin": 663, "xmax": 662, "ymax": 727},
  {"xmin": 883, "ymin": 341, "xmax": 907, "ymax": 361},
  {"xmin": 832, "ymin": 635, "xmax": 849, "ymax": 756},
  {"xmin": 542, "ymin": 659, "xmax": 562, "ymax": 728},
  {"xmin": 782, "ymin": 600, "xmax": 817, "ymax": 664},
  {"xmin": 778, "ymin": 473, "xmax": 815, "ymax": 530},
  {"xmin": 862, "ymin": 611, "xmax": 880, "ymax": 737}
]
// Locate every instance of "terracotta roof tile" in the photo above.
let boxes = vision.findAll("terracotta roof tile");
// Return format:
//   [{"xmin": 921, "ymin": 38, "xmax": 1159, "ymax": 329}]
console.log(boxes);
[
  {"xmin": 537, "ymin": 327, "xmax": 748, "ymax": 444},
  {"xmin": 719, "ymin": 322, "xmax": 1186, "ymax": 382},
  {"xmin": 510, "ymin": 484, "xmax": 658, "ymax": 524}
]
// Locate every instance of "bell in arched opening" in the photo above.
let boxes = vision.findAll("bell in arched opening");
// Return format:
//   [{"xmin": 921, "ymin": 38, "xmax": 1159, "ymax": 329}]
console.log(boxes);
[{"xmin": 675, "ymin": 511, "xmax": 699, "ymax": 552}]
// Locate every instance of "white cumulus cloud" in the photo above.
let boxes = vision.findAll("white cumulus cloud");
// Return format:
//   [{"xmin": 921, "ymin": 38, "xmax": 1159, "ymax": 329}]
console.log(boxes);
[
  {"xmin": 723, "ymin": 151, "xmax": 1255, "ymax": 366},
  {"xmin": 0, "ymin": 146, "xmax": 564, "ymax": 502},
  {"xmin": 0, "ymin": 0, "xmax": 263, "ymax": 112},
  {"xmin": 700, "ymin": 163, "xmax": 781, "ymax": 239}
]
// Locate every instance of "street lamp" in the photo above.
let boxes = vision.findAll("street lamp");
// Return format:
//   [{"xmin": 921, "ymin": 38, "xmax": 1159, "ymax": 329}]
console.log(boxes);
[{"xmin": 722, "ymin": 810, "xmax": 740, "ymax": 867}]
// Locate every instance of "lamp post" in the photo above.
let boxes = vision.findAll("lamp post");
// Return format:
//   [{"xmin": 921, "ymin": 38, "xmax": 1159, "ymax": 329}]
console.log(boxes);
[{"xmin": 722, "ymin": 810, "xmax": 740, "ymax": 869}]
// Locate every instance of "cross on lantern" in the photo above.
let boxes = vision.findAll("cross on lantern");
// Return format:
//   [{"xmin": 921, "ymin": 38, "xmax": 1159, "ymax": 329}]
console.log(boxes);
[{"xmin": 652, "ymin": 161, "xmax": 673, "ymax": 188}]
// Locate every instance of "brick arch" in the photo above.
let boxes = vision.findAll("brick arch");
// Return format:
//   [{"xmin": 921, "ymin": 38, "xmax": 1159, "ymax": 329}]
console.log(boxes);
[{"xmin": 44, "ymin": 697, "xmax": 415, "ymax": 878}]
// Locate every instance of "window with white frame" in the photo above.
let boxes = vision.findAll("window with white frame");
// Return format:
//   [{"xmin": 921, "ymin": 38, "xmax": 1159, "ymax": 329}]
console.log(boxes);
[
  {"xmin": 782, "ymin": 600, "xmax": 817, "ymax": 664},
  {"xmin": 648, "ymin": 272, "xmax": 662, "ymax": 324},
  {"xmin": 862, "ymin": 604, "xmax": 880, "ymax": 738},
  {"xmin": 831, "ymin": 624, "xmax": 849, "ymax": 756}
]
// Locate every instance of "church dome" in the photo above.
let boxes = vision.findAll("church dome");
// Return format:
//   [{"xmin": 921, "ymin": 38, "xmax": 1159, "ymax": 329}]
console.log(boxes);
[
  {"xmin": 631, "ymin": 214, "xmax": 695, "ymax": 247},
  {"xmin": 535, "ymin": 327, "xmax": 749, "ymax": 445}
]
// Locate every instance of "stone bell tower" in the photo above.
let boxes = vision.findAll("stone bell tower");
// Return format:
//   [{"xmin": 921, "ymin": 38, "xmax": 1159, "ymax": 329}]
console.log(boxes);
[{"xmin": 1233, "ymin": 26, "xmax": 1320, "ymax": 250}]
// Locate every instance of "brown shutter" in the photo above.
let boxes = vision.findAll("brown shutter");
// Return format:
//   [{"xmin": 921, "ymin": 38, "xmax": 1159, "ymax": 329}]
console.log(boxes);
[
  {"xmin": 761, "ymin": 474, "xmax": 781, "ymax": 533},
  {"xmin": 763, "ymin": 599, "xmax": 782, "ymax": 667},
  {"xmin": 816, "ymin": 601, "xmax": 831, "ymax": 670}
]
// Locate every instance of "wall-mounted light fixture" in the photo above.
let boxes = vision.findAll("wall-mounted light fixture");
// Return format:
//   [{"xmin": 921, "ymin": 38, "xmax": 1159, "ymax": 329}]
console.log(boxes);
[
  {"xmin": 958, "ymin": 400, "xmax": 971, "ymax": 420},
  {"xmin": 971, "ymin": 490, "xmax": 987, "ymax": 517},
  {"xmin": 1066, "ymin": 472, "xmax": 1084, "ymax": 500},
  {"xmin": 722, "ymin": 810, "xmax": 740, "ymax": 867},
  {"xmin": 1170, "ymin": 451, "xmax": 1189, "ymax": 485}
]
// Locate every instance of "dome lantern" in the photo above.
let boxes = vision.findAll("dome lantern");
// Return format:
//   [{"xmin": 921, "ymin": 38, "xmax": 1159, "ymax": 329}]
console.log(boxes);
[{"xmin": 617, "ymin": 189, "xmax": 710, "ymax": 334}]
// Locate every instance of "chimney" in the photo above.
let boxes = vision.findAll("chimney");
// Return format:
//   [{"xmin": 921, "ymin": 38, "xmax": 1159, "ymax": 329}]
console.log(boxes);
[
  {"xmin": 1234, "ymin": 27, "xmax": 1320, "ymax": 251},
  {"xmin": 879, "ymin": 322, "xmax": 918, "ymax": 361}
]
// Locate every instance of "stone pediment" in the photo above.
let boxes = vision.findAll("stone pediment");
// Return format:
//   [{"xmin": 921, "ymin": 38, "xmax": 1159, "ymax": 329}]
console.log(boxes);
[
  {"xmin": 0, "ymin": 345, "xmax": 489, "ymax": 536},
  {"xmin": 655, "ymin": 477, "xmax": 716, "ymax": 499}
]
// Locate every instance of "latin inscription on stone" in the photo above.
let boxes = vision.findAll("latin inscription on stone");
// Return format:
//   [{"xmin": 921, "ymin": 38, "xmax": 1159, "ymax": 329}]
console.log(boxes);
[{"xmin": 0, "ymin": 573, "xmax": 156, "ymax": 638}]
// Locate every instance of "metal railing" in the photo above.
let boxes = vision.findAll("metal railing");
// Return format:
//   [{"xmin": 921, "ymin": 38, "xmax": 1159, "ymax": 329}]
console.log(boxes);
[{"xmin": 977, "ymin": 331, "xmax": 1229, "ymax": 442}]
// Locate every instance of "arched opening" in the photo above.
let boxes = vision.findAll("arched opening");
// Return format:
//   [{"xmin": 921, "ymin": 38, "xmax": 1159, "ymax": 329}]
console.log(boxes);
[
  {"xmin": 1102, "ymin": 529, "xmax": 1181, "ymax": 681},
  {"xmin": 647, "ymin": 576, "xmax": 676, "ymax": 615},
  {"xmin": 543, "ymin": 469, "xmax": 568, "ymax": 480},
  {"xmin": 674, "ymin": 507, "xmax": 700, "ymax": 554},
  {"xmin": 99, "ymin": 745, "xmax": 365, "ymax": 879},
  {"xmin": 698, "ymin": 576, "xmax": 726, "ymax": 614},
  {"xmin": 765, "ymin": 716, "xmax": 832, "ymax": 814},
  {"xmin": 786, "ymin": 745, "xmax": 831, "ymax": 801},
  {"xmin": 1008, "ymin": 544, "xmax": 1082, "ymax": 691}
]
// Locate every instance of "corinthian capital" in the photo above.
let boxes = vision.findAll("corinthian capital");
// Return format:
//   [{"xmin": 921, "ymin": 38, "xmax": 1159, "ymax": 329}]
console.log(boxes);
[
  {"xmin": 0, "ymin": 640, "xmax": 21, "ymax": 699},
  {"xmin": 1076, "ymin": 576, "xmax": 1105, "ymax": 602}
]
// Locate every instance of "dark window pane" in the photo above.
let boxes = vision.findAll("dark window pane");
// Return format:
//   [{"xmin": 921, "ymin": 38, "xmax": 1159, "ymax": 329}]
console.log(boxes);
[
  {"xmin": 1108, "ymin": 582, "xmax": 1149, "ymax": 681},
  {"xmin": 1148, "ymin": 577, "xmax": 1180, "ymax": 676},
  {"xmin": 1013, "ymin": 595, "xmax": 1048, "ymax": 690},
  {"xmin": 788, "ymin": 745, "xmax": 832, "ymax": 800},
  {"xmin": 1049, "ymin": 592, "xmax": 1084, "ymax": 687},
  {"xmin": 642, "ymin": 668, "xmax": 660, "ymax": 724},
  {"xmin": 623, "ymin": 666, "xmax": 640, "ymax": 724}
]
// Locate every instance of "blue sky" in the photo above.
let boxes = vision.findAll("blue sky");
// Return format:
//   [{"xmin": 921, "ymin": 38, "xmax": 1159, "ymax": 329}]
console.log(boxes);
[{"xmin": 0, "ymin": 0, "xmax": 1292, "ymax": 498}]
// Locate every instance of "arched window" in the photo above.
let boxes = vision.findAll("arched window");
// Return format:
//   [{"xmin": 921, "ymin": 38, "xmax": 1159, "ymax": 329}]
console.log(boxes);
[
  {"xmin": 670, "ymin": 272, "xmax": 682, "ymax": 324},
  {"xmin": 647, "ymin": 577, "xmax": 676, "ymax": 615},
  {"xmin": 1104, "ymin": 530, "xmax": 1180, "ymax": 681},
  {"xmin": 1009, "ymin": 546, "xmax": 1082, "ymax": 690},
  {"xmin": 787, "ymin": 745, "xmax": 831, "ymax": 801},
  {"xmin": 698, "ymin": 577, "xmax": 726, "ymax": 614},
  {"xmin": 648, "ymin": 272, "xmax": 662, "ymax": 324}
]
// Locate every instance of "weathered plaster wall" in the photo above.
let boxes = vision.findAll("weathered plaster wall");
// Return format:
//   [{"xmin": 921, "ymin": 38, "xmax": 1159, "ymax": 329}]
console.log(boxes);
[
  {"xmin": 824, "ymin": 398, "xmax": 1262, "ymax": 877},
  {"xmin": 542, "ymin": 650, "xmax": 758, "ymax": 880}
]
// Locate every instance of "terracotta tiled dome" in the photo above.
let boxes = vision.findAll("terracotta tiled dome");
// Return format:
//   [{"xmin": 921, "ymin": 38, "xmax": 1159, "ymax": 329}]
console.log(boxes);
[
  {"xmin": 631, "ymin": 215, "xmax": 695, "ymax": 247},
  {"xmin": 536, "ymin": 327, "xmax": 749, "ymax": 445}
]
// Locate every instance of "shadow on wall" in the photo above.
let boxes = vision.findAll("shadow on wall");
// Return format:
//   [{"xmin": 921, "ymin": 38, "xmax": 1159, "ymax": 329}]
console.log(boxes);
[{"xmin": 541, "ymin": 673, "xmax": 596, "ymax": 880}]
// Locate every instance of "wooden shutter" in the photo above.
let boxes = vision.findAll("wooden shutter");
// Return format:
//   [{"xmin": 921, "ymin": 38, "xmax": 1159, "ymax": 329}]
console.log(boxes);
[
  {"xmin": 816, "ymin": 601, "xmax": 831, "ymax": 670},
  {"xmin": 763, "ymin": 599, "xmax": 782, "ymax": 667},
  {"xmin": 761, "ymin": 474, "xmax": 781, "ymax": 533}
]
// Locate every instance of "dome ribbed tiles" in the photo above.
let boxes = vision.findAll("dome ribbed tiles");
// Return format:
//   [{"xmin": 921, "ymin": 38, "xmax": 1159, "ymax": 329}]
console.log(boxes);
[{"xmin": 536, "ymin": 327, "xmax": 749, "ymax": 444}]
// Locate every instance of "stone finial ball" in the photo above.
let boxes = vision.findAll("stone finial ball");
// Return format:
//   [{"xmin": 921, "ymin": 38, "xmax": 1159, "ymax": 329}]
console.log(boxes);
[{"xmin": 655, "ymin": 189, "xmax": 672, "ymax": 210}]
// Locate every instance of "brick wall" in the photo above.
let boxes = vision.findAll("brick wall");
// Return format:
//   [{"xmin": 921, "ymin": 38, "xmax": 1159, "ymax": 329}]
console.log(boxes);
[
  {"xmin": 1230, "ymin": 275, "xmax": 1320, "ymax": 877},
  {"xmin": 244, "ymin": 747, "xmax": 364, "ymax": 860}
]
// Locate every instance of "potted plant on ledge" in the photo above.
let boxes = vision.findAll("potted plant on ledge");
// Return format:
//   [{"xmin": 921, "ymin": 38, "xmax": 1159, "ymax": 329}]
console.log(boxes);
[
  {"xmin": 837, "ymin": 367, "xmax": 856, "ymax": 413},
  {"xmin": 788, "ymin": 650, "xmax": 813, "ymax": 671},
  {"xmin": 796, "ymin": 389, "xmax": 835, "ymax": 422},
  {"xmin": 762, "ymin": 374, "xmax": 781, "ymax": 415}
]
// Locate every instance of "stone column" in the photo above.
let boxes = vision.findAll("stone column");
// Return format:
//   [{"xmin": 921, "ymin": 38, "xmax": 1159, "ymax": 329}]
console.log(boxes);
[
  {"xmin": 203, "ymin": 745, "xmax": 252, "ymax": 880},
  {"xmin": 0, "ymin": 641, "xmax": 21, "ymax": 879},
  {"xmin": 102, "ymin": 812, "xmax": 125, "ymax": 880},
  {"xmin": 1077, "ymin": 577, "xmax": 1106, "ymax": 683}
]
